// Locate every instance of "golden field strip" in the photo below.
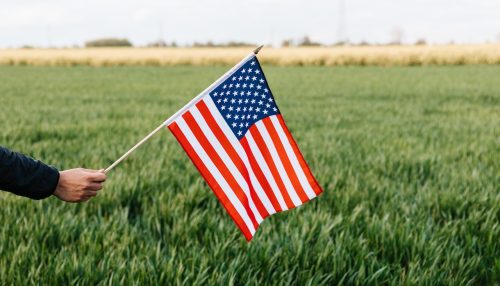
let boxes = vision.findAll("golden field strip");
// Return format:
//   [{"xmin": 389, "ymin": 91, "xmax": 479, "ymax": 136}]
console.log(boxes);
[{"xmin": 1, "ymin": 44, "xmax": 500, "ymax": 66}]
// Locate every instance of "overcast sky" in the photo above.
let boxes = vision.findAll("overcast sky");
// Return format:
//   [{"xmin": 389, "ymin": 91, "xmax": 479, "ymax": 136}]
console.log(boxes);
[{"xmin": 0, "ymin": 0, "xmax": 499, "ymax": 48}]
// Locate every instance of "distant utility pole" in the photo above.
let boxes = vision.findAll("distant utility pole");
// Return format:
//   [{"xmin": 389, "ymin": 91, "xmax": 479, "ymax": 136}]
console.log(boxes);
[
  {"xmin": 268, "ymin": 28, "xmax": 275, "ymax": 47},
  {"xmin": 390, "ymin": 27, "xmax": 405, "ymax": 45},
  {"xmin": 46, "ymin": 25, "xmax": 52, "ymax": 48},
  {"xmin": 158, "ymin": 23, "xmax": 164, "ymax": 43},
  {"xmin": 337, "ymin": 0, "xmax": 346, "ymax": 44}
]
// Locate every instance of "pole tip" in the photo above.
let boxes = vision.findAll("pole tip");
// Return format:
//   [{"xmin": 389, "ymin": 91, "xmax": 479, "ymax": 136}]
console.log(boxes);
[{"xmin": 253, "ymin": 45, "xmax": 264, "ymax": 54}]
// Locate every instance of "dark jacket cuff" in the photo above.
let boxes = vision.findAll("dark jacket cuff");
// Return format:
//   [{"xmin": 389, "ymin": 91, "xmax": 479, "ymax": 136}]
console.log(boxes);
[{"xmin": 31, "ymin": 165, "xmax": 60, "ymax": 200}]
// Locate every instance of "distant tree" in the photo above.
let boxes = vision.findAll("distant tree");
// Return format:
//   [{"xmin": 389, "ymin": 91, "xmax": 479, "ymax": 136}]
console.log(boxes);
[
  {"xmin": 192, "ymin": 41, "xmax": 254, "ymax": 47},
  {"xmin": 225, "ymin": 41, "xmax": 254, "ymax": 47},
  {"xmin": 85, "ymin": 38, "xmax": 132, "ymax": 47},
  {"xmin": 193, "ymin": 41, "xmax": 215, "ymax": 47},
  {"xmin": 281, "ymin": 39, "xmax": 294, "ymax": 47},
  {"xmin": 414, "ymin": 38, "xmax": 427, "ymax": 46},
  {"xmin": 297, "ymin": 36, "xmax": 321, "ymax": 46},
  {"xmin": 147, "ymin": 40, "xmax": 168, "ymax": 47},
  {"xmin": 333, "ymin": 41, "xmax": 349, "ymax": 46}
]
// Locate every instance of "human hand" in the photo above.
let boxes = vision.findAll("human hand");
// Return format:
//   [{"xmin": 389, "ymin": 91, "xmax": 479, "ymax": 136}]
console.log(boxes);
[{"xmin": 53, "ymin": 168, "xmax": 106, "ymax": 203}]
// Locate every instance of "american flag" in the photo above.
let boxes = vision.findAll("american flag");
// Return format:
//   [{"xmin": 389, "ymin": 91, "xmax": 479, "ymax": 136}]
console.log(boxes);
[{"xmin": 167, "ymin": 55, "xmax": 322, "ymax": 240}]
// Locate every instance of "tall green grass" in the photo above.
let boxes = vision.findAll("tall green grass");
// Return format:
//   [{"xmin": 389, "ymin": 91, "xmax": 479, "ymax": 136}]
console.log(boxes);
[{"xmin": 0, "ymin": 65, "xmax": 498, "ymax": 285}]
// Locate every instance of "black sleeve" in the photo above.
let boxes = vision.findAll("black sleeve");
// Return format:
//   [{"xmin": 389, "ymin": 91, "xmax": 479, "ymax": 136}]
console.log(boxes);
[{"xmin": 0, "ymin": 146, "xmax": 59, "ymax": 200}]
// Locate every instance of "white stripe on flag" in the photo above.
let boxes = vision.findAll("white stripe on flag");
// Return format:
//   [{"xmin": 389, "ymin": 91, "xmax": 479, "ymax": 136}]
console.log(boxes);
[
  {"xmin": 245, "ymin": 132, "xmax": 289, "ymax": 211},
  {"xmin": 175, "ymin": 116, "xmax": 256, "ymax": 234},
  {"xmin": 255, "ymin": 121, "xmax": 302, "ymax": 206},
  {"xmin": 270, "ymin": 116, "xmax": 317, "ymax": 199},
  {"xmin": 203, "ymin": 97, "xmax": 277, "ymax": 215},
  {"xmin": 190, "ymin": 106, "xmax": 263, "ymax": 223}
]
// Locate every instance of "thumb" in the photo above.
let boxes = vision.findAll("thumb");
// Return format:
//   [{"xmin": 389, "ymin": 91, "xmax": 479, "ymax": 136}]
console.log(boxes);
[{"xmin": 88, "ymin": 171, "xmax": 106, "ymax": 182}]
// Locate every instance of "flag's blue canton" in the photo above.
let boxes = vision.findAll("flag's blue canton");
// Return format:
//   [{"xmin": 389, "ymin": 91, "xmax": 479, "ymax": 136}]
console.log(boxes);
[{"xmin": 209, "ymin": 56, "xmax": 280, "ymax": 140}]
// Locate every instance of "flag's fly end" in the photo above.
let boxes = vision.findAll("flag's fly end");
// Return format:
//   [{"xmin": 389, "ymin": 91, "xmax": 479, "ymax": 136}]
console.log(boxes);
[{"xmin": 253, "ymin": 45, "xmax": 264, "ymax": 54}]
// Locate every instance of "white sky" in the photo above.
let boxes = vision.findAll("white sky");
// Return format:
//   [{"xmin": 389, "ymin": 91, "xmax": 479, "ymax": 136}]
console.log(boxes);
[{"xmin": 0, "ymin": 0, "xmax": 499, "ymax": 48}]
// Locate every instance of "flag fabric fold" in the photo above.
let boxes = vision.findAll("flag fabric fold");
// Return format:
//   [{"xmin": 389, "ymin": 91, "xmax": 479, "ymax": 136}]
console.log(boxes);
[{"xmin": 167, "ymin": 55, "xmax": 322, "ymax": 240}]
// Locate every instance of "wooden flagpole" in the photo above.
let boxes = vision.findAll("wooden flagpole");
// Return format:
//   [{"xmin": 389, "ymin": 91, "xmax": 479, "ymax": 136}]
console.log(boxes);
[{"xmin": 104, "ymin": 45, "xmax": 264, "ymax": 173}]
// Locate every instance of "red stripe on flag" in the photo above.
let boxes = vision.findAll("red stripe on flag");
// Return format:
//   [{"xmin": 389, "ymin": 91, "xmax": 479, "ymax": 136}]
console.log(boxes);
[
  {"xmin": 168, "ymin": 123, "xmax": 253, "ymax": 240},
  {"xmin": 240, "ymin": 137, "xmax": 284, "ymax": 212},
  {"xmin": 262, "ymin": 118, "xmax": 309, "ymax": 203},
  {"xmin": 182, "ymin": 112, "xmax": 259, "ymax": 230},
  {"xmin": 276, "ymin": 115, "xmax": 323, "ymax": 196},
  {"xmin": 196, "ymin": 101, "xmax": 270, "ymax": 219},
  {"xmin": 248, "ymin": 127, "xmax": 296, "ymax": 208}
]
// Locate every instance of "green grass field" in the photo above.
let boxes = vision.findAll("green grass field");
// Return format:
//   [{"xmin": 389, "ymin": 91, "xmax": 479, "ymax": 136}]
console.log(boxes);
[{"xmin": 0, "ymin": 65, "xmax": 498, "ymax": 285}]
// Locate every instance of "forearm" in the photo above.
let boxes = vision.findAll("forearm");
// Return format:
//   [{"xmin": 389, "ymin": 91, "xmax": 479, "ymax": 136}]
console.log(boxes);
[{"xmin": 0, "ymin": 146, "xmax": 59, "ymax": 200}]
